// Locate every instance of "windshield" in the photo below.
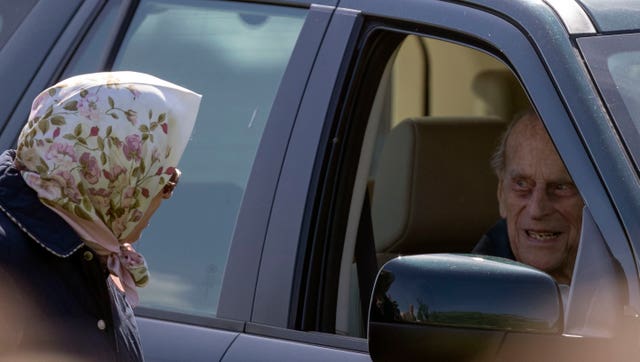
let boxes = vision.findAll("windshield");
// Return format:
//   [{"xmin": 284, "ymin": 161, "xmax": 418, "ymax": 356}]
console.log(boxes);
[{"xmin": 579, "ymin": 33, "xmax": 640, "ymax": 168}]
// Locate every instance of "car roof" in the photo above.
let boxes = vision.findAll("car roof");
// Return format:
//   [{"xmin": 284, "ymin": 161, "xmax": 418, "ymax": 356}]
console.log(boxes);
[{"xmin": 446, "ymin": 0, "xmax": 640, "ymax": 34}]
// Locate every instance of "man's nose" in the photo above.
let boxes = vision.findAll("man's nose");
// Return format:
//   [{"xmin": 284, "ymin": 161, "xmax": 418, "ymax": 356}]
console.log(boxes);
[{"xmin": 528, "ymin": 187, "xmax": 553, "ymax": 218}]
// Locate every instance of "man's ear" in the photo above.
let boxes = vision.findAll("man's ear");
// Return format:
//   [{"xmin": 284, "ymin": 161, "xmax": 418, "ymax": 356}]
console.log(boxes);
[{"xmin": 497, "ymin": 177, "xmax": 507, "ymax": 218}]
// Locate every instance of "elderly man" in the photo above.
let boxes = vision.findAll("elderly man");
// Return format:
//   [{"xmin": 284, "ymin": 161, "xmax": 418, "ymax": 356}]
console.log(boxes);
[{"xmin": 473, "ymin": 111, "xmax": 584, "ymax": 284}]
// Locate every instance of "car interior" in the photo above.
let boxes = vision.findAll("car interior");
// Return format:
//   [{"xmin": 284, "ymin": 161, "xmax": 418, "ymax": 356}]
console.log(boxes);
[
  {"xmin": 329, "ymin": 32, "xmax": 631, "ymax": 343},
  {"xmin": 334, "ymin": 34, "xmax": 540, "ymax": 337}
]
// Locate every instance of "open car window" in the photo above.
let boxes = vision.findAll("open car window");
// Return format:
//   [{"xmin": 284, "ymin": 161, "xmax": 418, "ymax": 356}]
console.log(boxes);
[
  {"xmin": 308, "ymin": 29, "xmax": 628, "ymax": 345},
  {"xmin": 334, "ymin": 34, "xmax": 526, "ymax": 337}
]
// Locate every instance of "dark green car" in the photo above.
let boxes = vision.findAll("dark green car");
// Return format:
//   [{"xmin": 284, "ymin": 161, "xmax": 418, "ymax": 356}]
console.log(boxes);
[{"xmin": 2, "ymin": 0, "xmax": 640, "ymax": 360}]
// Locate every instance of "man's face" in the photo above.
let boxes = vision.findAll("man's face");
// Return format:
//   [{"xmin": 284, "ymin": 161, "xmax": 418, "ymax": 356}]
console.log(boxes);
[{"xmin": 497, "ymin": 115, "xmax": 584, "ymax": 284}]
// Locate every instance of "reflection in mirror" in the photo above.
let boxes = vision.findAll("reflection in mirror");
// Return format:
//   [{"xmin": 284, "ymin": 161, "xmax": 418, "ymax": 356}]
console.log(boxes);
[{"xmin": 370, "ymin": 254, "xmax": 562, "ymax": 332}]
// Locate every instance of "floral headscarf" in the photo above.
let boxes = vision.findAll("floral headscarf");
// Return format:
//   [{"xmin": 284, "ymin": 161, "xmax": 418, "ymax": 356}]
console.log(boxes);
[{"xmin": 15, "ymin": 71, "xmax": 201, "ymax": 306}]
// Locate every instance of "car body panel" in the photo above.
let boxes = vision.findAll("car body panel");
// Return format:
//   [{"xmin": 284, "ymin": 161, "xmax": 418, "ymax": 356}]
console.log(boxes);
[
  {"xmin": 217, "ymin": 3, "xmax": 337, "ymax": 323},
  {"xmin": 137, "ymin": 317, "xmax": 239, "ymax": 361},
  {"xmin": 251, "ymin": 6, "xmax": 363, "ymax": 328},
  {"xmin": 222, "ymin": 333, "xmax": 369, "ymax": 362}
]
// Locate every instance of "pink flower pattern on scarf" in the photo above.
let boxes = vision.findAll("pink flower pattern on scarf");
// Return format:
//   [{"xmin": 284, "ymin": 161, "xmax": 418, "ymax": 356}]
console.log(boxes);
[{"xmin": 15, "ymin": 72, "xmax": 201, "ymax": 306}]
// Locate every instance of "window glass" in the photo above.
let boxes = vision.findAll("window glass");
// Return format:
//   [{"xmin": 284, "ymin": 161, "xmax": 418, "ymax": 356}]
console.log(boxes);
[
  {"xmin": 608, "ymin": 51, "xmax": 640, "ymax": 118},
  {"xmin": 0, "ymin": 0, "xmax": 38, "ymax": 50},
  {"xmin": 63, "ymin": 0, "xmax": 124, "ymax": 77},
  {"xmin": 579, "ymin": 33, "xmax": 640, "ymax": 174},
  {"xmin": 112, "ymin": 0, "xmax": 306, "ymax": 316}
]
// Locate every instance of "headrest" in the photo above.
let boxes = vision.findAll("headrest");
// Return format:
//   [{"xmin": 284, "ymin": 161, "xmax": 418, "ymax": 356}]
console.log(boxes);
[
  {"xmin": 472, "ymin": 70, "xmax": 529, "ymax": 121},
  {"xmin": 371, "ymin": 117, "xmax": 505, "ymax": 254}
]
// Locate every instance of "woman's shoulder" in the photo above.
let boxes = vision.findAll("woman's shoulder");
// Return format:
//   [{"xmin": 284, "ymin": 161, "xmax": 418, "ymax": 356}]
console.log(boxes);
[{"xmin": 0, "ymin": 210, "xmax": 35, "ymax": 262}]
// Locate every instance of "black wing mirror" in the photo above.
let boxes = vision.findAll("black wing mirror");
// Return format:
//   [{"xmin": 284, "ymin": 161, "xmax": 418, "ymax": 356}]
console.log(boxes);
[{"xmin": 368, "ymin": 254, "xmax": 563, "ymax": 361}]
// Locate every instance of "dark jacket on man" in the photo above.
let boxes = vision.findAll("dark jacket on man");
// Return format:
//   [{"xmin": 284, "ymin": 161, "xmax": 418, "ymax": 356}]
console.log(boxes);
[
  {"xmin": 0, "ymin": 150, "xmax": 143, "ymax": 361},
  {"xmin": 472, "ymin": 218, "xmax": 516, "ymax": 260}
]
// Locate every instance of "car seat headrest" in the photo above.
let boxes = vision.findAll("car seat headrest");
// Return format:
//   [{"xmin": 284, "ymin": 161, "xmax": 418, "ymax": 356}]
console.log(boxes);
[
  {"xmin": 472, "ymin": 70, "xmax": 529, "ymax": 121},
  {"xmin": 371, "ymin": 117, "xmax": 505, "ymax": 254}
]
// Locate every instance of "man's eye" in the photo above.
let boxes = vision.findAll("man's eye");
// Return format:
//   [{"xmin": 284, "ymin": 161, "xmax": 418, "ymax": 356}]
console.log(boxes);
[
  {"xmin": 513, "ymin": 179, "xmax": 530, "ymax": 190},
  {"xmin": 554, "ymin": 183, "xmax": 577, "ymax": 196}
]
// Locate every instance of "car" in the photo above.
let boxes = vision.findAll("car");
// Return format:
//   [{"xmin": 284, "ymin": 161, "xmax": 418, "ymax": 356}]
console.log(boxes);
[{"xmin": 3, "ymin": 0, "xmax": 640, "ymax": 360}]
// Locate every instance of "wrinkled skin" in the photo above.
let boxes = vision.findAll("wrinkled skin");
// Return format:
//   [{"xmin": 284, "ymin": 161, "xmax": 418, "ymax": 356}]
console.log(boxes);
[{"xmin": 497, "ymin": 114, "xmax": 583, "ymax": 284}]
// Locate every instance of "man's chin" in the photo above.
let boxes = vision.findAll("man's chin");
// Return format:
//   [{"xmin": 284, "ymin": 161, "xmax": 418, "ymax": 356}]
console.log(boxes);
[{"xmin": 514, "ymin": 243, "xmax": 562, "ymax": 267}]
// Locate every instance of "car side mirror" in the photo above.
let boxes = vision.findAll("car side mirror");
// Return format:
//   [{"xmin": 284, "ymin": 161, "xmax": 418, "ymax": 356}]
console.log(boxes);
[{"xmin": 368, "ymin": 254, "xmax": 563, "ymax": 361}]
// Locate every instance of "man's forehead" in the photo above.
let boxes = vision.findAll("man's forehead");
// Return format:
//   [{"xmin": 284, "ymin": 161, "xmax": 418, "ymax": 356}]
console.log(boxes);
[
  {"xmin": 504, "ymin": 115, "xmax": 571, "ymax": 174},
  {"xmin": 506, "ymin": 114, "xmax": 549, "ymax": 146}
]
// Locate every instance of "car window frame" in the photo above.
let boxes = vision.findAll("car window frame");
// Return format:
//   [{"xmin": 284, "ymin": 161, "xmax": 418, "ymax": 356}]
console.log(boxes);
[
  {"xmin": 0, "ymin": 0, "xmax": 90, "ymax": 146},
  {"xmin": 208, "ymin": 2, "xmax": 340, "ymax": 323},
  {"xmin": 249, "ymin": 6, "xmax": 364, "ymax": 329},
  {"xmin": 0, "ymin": 0, "xmax": 40, "ymax": 50},
  {"xmin": 460, "ymin": 1, "xmax": 640, "ymax": 304},
  {"xmin": 356, "ymin": 0, "xmax": 640, "ymax": 322}
]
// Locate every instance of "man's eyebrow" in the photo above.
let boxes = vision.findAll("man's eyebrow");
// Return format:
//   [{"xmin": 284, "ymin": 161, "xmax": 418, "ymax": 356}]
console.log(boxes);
[
  {"xmin": 506, "ymin": 170, "xmax": 574, "ymax": 184},
  {"xmin": 506, "ymin": 170, "xmax": 528, "ymax": 179},
  {"xmin": 548, "ymin": 179, "xmax": 576, "ymax": 186}
]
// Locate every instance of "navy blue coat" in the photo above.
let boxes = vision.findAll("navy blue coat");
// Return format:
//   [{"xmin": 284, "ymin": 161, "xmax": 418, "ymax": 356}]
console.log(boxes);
[
  {"xmin": 472, "ymin": 218, "xmax": 516, "ymax": 260},
  {"xmin": 0, "ymin": 150, "xmax": 143, "ymax": 361}
]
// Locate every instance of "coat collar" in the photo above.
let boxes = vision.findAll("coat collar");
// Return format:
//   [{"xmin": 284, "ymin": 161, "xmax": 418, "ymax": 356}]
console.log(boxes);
[
  {"xmin": 0, "ymin": 150, "xmax": 82, "ymax": 257},
  {"xmin": 472, "ymin": 218, "xmax": 516, "ymax": 260}
]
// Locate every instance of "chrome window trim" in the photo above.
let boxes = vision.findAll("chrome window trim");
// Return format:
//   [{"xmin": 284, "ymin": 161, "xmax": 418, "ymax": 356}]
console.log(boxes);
[{"xmin": 543, "ymin": 0, "xmax": 596, "ymax": 34}]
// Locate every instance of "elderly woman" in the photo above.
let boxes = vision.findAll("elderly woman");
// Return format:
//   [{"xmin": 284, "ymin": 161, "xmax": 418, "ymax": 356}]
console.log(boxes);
[{"xmin": 0, "ymin": 72, "xmax": 200, "ymax": 360}]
